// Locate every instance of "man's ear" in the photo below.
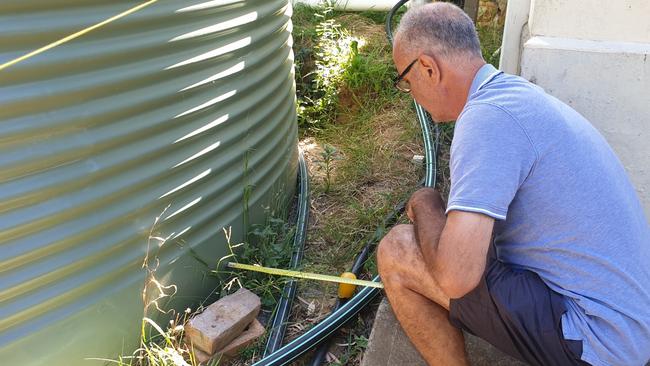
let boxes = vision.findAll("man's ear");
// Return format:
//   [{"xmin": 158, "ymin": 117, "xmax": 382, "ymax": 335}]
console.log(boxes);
[{"xmin": 418, "ymin": 54, "xmax": 440, "ymax": 84}]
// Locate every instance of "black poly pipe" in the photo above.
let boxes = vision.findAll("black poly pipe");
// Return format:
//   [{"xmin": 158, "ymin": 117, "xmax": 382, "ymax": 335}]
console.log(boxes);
[{"xmin": 264, "ymin": 150, "xmax": 310, "ymax": 356}]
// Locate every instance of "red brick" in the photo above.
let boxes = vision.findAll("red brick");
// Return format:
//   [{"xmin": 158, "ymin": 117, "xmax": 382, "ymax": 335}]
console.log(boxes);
[{"xmin": 185, "ymin": 288, "xmax": 261, "ymax": 354}]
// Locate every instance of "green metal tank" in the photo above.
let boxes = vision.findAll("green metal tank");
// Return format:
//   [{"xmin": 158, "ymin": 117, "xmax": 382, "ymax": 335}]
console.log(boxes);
[{"xmin": 0, "ymin": 0, "xmax": 298, "ymax": 364}]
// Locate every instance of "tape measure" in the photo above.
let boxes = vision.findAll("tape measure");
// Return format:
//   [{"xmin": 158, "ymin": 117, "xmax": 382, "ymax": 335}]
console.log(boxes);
[{"xmin": 227, "ymin": 262, "xmax": 384, "ymax": 289}]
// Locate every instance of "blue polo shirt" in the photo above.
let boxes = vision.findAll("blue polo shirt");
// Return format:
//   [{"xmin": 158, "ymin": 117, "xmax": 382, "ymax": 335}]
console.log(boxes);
[{"xmin": 447, "ymin": 64, "xmax": 650, "ymax": 365}]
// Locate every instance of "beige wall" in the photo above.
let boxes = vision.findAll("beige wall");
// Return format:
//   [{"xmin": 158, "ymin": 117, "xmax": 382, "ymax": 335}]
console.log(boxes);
[{"xmin": 528, "ymin": 0, "xmax": 650, "ymax": 43}]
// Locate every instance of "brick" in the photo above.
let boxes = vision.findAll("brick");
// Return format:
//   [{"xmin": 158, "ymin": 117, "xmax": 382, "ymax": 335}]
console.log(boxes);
[
  {"xmin": 185, "ymin": 288, "xmax": 261, "ymax": 354},
  {"xmin": 190, "ymin": 319, "xmax": 265, "ymax": 365},
  {"xmin": 219, "ymin": 318, "xmax": 265, "ymax": 357}
]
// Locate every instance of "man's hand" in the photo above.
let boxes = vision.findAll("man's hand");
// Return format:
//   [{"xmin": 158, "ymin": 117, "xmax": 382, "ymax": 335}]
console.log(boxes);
[
  {"xmin": 406, "ymin": 187, "xmax": 446, "ymax": 223},
  {"xmin": 405, "ymin": 188, "xmax": 494, "ymax": 299},
  {"xmin": 404, "ymin": 188, "xmax": 448, "ymax": 283}
]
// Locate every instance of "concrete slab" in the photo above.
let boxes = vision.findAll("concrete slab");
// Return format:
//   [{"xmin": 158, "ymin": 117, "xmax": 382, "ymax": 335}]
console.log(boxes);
[{"xmin": 362, "ymin": 298, "xmax": 526, "ymax": 366}]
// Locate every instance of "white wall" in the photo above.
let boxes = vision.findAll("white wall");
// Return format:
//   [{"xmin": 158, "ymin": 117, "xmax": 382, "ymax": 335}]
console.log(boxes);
[{"xmin": 500, "ymin": 0, "xmax": 650, "ymax": 217}]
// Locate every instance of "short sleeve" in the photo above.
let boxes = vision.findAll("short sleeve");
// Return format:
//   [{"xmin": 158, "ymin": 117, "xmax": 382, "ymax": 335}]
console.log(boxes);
[{"xmin": 446, "ymin": 103, "xmax": 537, "ymax": 220}]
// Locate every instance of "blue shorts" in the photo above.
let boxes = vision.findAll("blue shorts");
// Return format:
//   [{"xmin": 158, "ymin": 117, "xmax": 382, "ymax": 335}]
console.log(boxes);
[{"xmin": 448, "ymin": 246, "xmax": 589, "ymax": 366}]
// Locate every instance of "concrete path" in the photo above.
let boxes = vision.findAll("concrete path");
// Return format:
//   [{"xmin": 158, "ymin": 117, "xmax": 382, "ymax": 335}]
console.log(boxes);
[{"xmin": 362, "ymin": 298, "xmax": 527, "ymax": 366}]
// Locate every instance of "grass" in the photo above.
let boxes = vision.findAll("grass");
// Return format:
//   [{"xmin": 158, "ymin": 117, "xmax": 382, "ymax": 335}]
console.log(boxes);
[
  {"xmin": 296, "ymin": 6, "xmax": 421, "ymax": 259},
  {"xmin": 478, "ymin": 23, "xmax": 503, "ymax": 67}
]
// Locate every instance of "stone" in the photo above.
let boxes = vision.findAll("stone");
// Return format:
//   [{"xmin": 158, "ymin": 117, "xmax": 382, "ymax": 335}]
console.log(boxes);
[
  {"xmin": 362, "ymin": 298, "xmax": 526, "ymax": 366},
  {"xmin": 185, "ymin": 288, "xmax": 261, "ymax": 354},
  {"xmin": 361, "ymin": 298, "xmax": 428, "ymax": 366},
  {"xmin": 190, "ymin": 348, "xmax": 231, "ymax": 365}
]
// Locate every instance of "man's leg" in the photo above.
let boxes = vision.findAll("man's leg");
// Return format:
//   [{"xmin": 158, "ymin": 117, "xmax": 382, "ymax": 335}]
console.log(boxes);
[{"xmin": 377, "ymin": 224, "xmax": 469, "ymax": 366}]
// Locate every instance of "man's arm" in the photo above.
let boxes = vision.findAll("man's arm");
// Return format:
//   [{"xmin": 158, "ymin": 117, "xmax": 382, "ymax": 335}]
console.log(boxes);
[{"xmin": 408, "ymin": 188, "xmax": 494, "ymax": 299}]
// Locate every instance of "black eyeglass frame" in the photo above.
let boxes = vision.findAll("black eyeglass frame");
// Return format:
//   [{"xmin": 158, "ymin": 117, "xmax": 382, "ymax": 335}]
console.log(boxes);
[{"xmin": 394, "ymin": 57, "xmax": 418, "ymax": 92}]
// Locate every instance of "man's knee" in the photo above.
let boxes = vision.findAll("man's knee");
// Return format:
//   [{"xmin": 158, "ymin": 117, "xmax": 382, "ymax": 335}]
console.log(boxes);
[
  {"xmin": 378, "ymin": 224, "xmax": 452, "ymax": 307},
  {"xmin": 377, "ymin": 224, "xmax": 416, "ymax": 277}
]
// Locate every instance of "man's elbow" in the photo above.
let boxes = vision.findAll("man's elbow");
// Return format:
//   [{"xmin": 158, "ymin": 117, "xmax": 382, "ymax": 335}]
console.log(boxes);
[{"xmin": 437, "ymin": 271, "xmax": 481, "ymax": 299}]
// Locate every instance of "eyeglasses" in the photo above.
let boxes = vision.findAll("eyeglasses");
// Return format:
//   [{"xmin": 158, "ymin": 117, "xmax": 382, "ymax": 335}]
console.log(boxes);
[{"xmin": 394, "ymin": 58, "xmax": 418, "ymax": 93}]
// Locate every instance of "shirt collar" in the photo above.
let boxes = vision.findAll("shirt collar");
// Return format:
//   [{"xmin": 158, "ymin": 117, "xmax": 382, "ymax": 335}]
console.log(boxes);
[{"xmin": 468, "ymin": 63, "xmax": 500, "ymax": 99}]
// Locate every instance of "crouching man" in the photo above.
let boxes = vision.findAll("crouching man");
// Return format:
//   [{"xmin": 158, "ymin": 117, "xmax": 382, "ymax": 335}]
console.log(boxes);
[{"xmin": 378, "ymin": 3, "xmax": 650, "ymax": 365}]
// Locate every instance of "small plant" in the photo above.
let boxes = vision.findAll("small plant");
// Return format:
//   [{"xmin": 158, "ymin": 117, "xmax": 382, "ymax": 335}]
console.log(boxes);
[
  {"xmin": 212, "ymin": 208, "xmax": 296, "ymax": 364},
  {"xmin": 214, "ymin": 198, "xmax": 295, "ymax": 307},
  {"xmin": 317, "ymin": 143, "xmax": 340, "ymax": 193},
  {"xmin": 293, "ymin": 4, "xmax": 362, "ymax": 131},
  {"xmin": 330, "ymin": 335, "xmax": 369, "ymax": 366},
  {"xmin": 242, "ymin": 149, "xmax": 254, "ymax": 243},
  {"xmin": 342, "ymin": 40, "xmax": 396, "ymax": 101}
]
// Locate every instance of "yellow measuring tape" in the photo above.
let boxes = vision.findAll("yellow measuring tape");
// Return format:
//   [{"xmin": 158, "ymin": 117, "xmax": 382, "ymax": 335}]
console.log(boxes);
[
  {"xmin": 0, "ymin": 0, "xmax": 159, "ymax": 72},
  {"xmin": 227, "ymin": 262, "xmax": 384, "ymax": 289}
]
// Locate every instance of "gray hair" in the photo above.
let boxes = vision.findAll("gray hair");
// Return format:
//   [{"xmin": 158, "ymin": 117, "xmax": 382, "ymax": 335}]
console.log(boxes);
[{"xmin": 395, "ymin": 2, "xmax": 482, "ymax": 61}]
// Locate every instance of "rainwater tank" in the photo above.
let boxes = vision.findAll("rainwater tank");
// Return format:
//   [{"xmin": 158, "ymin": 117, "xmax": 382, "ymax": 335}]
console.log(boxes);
[{"xmin": 0, "ymin": 0, "xmax": 298, "ymax": 364}]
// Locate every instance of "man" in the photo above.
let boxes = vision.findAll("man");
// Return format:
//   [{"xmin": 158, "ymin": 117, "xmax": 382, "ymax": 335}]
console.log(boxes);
[{"xmin": 377, "ymin": 3, "xmax": 650, "ymax": 366}]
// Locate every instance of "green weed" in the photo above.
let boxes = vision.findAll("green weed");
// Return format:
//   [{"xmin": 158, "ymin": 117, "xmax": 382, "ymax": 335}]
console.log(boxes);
[
  {"xmin": 342, "ymin": 42, "xmax": 396, "ymax": 102},
  {"xmin": 330, "ymin": 334, "xmax": 369, "ymax": 366},
  {"xmin": 293, "ymin": 5, "xmax": 362, "ymax": 131},
  {"xmin": 316, "ymin": 143, "xmax": 341, "ymax": 193},
  {"xmin": 242, "ymin": 149, "xmax": 253, "ymax": 243},
  {"xmin": 215, "ymin": 208, "xmax": 295, "ymax": 307},
  {"xmin": 208, "ymin": 211, "xmax": 295, "ymax": 364}
]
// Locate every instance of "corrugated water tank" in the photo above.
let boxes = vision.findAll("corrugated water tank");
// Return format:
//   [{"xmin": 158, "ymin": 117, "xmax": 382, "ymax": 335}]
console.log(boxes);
[{"xmin": 0, "ymin": 0, "xmax": 298, "ymax": 364}]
